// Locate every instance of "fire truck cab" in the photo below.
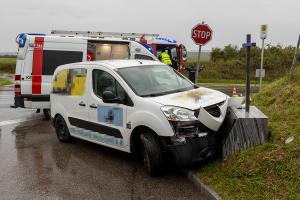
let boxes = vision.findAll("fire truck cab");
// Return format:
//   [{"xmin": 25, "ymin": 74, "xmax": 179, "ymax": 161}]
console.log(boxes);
[{"xmin": 138, "ymin": 36, "xmax": 188, "ymax": 72}]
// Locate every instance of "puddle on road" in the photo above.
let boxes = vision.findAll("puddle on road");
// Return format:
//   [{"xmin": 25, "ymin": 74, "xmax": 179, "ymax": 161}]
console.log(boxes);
[{"xmin": 0, "ymin": 120, "xmax": 207, "ymax": 200}]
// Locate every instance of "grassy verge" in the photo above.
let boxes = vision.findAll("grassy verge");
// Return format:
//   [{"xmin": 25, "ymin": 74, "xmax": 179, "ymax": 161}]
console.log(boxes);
[
  {"xmin": 0, "ymin": 78, "xmax": 12, "ymax": 87},
  {"xmin": 0, "ymin": 58, "xmax": 16, "ymax": 74},
  {"xmin": 197, "ymin": 68, "xmax": 300, "ymax": 200}
]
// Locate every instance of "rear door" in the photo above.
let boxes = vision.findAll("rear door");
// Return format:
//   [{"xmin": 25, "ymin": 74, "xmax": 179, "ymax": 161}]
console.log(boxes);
[{"xmin": 52, "ymin": 66, "xmax": 89, "ymax": 126}]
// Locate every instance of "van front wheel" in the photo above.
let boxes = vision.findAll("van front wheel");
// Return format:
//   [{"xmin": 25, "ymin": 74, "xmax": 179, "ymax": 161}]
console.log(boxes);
[
  {"xmin": 140, "ymin": 132, "xmax": 164, "ymax": 176},
  {"xmin": 55, "ymin": 115, "xmax": 72, "ymax": 142}
]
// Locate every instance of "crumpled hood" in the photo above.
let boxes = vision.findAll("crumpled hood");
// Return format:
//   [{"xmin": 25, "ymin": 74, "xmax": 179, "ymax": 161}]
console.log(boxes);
[{"xmin": 150, "ymin": 87, "xmax": 228, "ymax": 110}]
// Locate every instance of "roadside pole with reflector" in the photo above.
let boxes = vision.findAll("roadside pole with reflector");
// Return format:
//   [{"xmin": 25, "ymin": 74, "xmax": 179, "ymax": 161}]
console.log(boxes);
[{"xmin": 259, "ymin": 24, "xmax": 268, "ymax": 91}]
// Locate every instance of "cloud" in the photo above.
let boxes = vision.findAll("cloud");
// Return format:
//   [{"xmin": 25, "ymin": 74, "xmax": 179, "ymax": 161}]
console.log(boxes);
[{"xmin": 1, "ymin": 0, "xmax": 299, "ymax": 52}]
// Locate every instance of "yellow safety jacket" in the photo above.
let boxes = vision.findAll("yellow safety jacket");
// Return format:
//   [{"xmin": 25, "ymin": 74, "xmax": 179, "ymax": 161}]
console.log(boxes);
[{"xmin": 160, "ymin": 52, "xmax": 172, "ymax": 65}]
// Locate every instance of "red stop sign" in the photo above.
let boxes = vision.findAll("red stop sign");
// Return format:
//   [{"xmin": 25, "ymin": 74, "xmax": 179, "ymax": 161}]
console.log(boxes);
[{"xmin": 191, "ymin": 24, "xmax": 213, "ymax": 45}]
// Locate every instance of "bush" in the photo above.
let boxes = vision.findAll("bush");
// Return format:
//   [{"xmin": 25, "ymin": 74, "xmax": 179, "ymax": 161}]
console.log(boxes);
[{"xmin": 186, "ymin": 44, "xmax": 299, "ymax": 82}]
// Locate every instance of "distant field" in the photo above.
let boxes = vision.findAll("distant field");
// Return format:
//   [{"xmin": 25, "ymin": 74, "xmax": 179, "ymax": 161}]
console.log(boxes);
[
  {"xmin": 0, "ymin": 78, "xmax": 12, "ymax": 86},
  {"xmin": 0, "ymin": 58, "xmax": 16, "ymax": 73},
  {"xmin": 187, "ymin": 51, "xmax": 210, "ymax": 61}
]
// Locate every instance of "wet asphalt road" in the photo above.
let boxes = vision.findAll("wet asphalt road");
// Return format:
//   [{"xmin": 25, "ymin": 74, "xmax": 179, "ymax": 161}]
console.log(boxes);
[{"xmin": 0, "ymin": 88, "xmax": 207, "ymax": 200}]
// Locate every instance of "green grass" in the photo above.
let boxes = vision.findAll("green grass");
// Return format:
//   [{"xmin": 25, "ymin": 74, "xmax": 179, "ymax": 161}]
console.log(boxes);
[
  {"xmin": 197, "ymin": 68, "xmax": 300, "ymax": 200},
  {"xmin": 0, "ymin": 58, "xmax": 16, "ymax": 73},
  {"xmin": 0, "ymin": 78, "xmax": 12, "ymax": 87},
  {"xmin": 198, "ymin": 78, "xmax": 269, "ymax": 85}
]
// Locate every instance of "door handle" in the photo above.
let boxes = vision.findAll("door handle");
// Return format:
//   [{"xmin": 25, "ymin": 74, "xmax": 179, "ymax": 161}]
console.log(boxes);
[
  {"xmin": 79, "ymin": 101, "xmax": 86, "ymax": 107},
  {"xmin": 90, "ymin": 104, "xmax": 97, "ymax": 109}
]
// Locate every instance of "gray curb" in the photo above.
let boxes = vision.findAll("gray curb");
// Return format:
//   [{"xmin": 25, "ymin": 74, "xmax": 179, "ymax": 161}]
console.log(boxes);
[{"xmin": 185, "ymin": 170, "xmax": 223, "ymax": 200}]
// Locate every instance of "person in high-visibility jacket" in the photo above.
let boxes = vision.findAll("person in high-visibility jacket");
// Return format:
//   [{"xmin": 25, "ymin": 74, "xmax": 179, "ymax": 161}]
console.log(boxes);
[{"xmin": 159, "ymin": 50, "xmax": 172, "ymax": 66}]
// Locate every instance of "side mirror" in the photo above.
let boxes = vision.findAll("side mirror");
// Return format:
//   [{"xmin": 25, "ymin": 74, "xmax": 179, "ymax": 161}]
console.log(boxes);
[{"xmin": 102, "ymin": 91, "xmax": 121, "ymax": 104}]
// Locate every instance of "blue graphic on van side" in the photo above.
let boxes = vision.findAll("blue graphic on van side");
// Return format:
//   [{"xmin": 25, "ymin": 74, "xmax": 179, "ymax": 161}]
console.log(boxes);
[
  {"xmin": 70, "ymin": 127, "xmax": 124, "ymax": 146},
  {"xmin": 98, "ymin": 106, "xmax": 123, "ymax": 127}
]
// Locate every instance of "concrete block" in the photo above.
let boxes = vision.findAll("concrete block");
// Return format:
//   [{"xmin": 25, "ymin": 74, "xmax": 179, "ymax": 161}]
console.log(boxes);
[{"xmin": 219, "ymin": 106, "xmax": 269, "ymax": 158}]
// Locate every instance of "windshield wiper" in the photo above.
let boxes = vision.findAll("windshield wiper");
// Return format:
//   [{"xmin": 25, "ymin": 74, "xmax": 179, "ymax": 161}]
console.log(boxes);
[
  {"xmin": 141, "ymin": 92, "xmax": 169, "ymax": 97},
  {"xmin": 141, "ymin": 87, "xmax": 193, "ymax": 97}
]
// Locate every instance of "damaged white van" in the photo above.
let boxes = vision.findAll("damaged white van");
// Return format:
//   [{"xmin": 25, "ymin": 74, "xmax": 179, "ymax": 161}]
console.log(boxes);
[{"xmin": 50, "ymin": 60, "xmax": 228, "ymax": 176}]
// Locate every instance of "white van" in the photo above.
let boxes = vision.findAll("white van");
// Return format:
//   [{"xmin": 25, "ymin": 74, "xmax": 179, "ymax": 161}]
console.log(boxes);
[
  {"xmin": 50, "ymin": 60, "xmax": 228, "ymax": 176},
  {"xmin": 14, "ymin": 33, "xmax": 157, "ymax": 117}
]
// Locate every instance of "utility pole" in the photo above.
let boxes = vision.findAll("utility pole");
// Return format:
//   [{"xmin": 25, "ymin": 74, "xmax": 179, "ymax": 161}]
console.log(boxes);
[{"xmin": 290, "ymin": 34, "xmax": 300, "ymax": 80}]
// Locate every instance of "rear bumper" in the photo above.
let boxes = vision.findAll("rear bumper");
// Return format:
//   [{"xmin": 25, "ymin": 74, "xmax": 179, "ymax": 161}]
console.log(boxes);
[
  {"xmin": 14, "ymin": 94, "xmax": 50, "ymax": 109},
  {"xmin": 162, "ymin": 133, "xmax": 217, "ymax": 167}
]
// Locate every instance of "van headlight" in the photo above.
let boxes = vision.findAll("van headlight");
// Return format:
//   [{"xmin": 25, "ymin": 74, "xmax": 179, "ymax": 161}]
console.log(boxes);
[{"xmin": 161, "ymin": 106, "xmax": 197, "ymax": 121}]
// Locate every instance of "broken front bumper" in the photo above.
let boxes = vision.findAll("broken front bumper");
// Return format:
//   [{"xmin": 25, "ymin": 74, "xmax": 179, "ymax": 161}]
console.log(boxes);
[{"xmin": 162, "ymin": 132, "xmax": 217, "ymax": 167}]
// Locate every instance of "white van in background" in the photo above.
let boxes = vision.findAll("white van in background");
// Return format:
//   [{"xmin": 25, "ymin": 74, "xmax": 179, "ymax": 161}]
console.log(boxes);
[{"xmin": 13, "ymin": 32, "xmax": 158, "ymax": 117}]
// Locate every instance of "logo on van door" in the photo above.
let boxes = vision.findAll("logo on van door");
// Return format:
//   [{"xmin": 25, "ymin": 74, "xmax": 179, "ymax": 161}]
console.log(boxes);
[
  {"xmin": 98, "ymin": 106, "xmax": 123, "ymax": 127},
  {"xmin": 25, "ymin": 76, "xmax": 32, "ymax": 80}
]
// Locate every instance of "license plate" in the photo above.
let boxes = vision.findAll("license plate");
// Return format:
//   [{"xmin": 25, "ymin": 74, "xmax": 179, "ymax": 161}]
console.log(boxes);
[{"xmin": 198, "ymin": 132, "xmax": 208, "ymax": 138}]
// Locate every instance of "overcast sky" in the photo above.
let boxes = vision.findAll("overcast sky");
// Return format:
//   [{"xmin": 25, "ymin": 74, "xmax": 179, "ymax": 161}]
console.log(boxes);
[{"xmin": 1, "ymin": 0, "xmax": 299, "ymax": 52}]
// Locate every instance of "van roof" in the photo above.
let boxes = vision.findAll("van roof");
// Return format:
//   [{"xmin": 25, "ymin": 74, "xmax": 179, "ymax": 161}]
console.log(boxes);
[
  {"xmin": 27, "ymin": 34, "xmax": 135, "ymax": 43},
  {"xmin": 58, "ymin": 60, "xmax": 164, "ymax": 70},
  {"xmin": 96, "ymin": 60, "xmax": 163, "ymax": 69}
]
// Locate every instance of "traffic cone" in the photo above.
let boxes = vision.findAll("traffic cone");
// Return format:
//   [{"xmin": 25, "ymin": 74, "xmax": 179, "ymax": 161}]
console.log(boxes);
[{"xmin": 232, "ymin": 87, "xmax": 238, "ymax": 97}]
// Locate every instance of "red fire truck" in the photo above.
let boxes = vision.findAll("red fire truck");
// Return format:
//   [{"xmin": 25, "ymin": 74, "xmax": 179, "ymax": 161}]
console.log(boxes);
[{"xmin": 138, "ymin": 36, "xmax": 188, "ymax": 72}]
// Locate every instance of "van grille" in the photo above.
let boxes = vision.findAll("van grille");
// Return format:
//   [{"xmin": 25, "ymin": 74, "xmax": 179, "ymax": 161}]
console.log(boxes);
[{"xmin": 204, "ymin": 105, "xmax": 221, "ymax": 118}]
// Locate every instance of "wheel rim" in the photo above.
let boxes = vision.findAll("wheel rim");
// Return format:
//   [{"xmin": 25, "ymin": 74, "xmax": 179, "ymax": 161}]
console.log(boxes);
[
  {"xmin": 143, "ymin": 151, "xmax": 151, "ymax": 173},
  {"xmin": 57, "ymin": 119, "xmax": 66, "ymax": 139},
  {"xmin": 141, "ymin": 136, "xmax": 151, "ymax": 173}
]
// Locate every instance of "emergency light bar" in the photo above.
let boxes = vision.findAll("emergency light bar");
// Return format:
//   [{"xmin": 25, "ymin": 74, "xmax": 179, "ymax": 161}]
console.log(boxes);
[
  {"xmin": 51, "ymin": 30, "xmax": 159, "ymax": 39},
  {"xmin": 16, "ymin": 33, "xmax": 46, "ymax": 48}
]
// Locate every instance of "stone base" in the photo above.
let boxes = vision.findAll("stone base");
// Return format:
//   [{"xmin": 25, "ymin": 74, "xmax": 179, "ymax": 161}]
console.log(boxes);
[{"xmin": 218, "ymin": 106, "xmax": 269, "ymax": 158}]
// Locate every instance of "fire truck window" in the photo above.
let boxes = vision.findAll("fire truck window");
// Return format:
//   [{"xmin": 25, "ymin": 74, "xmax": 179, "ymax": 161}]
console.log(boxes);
[
  {"xmin": 134, "ymin": 54, "xmax": 154, "ymax": 60},
  {"xmin": 170, "ymin": 48, "xmax": 178, "ymax": 60},
  {"xmin": 42, "ymin": 50, "xmax": 83, "ymax": 75}
]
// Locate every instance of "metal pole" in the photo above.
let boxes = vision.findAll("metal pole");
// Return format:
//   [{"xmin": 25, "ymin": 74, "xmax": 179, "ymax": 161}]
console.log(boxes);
[
  {"xmin": 290, "ymin": 34, "xmax": 300, "ymax": 79},
  {"xmin": 259, "ymin": 38, "xmax": 265, "ymax": 91},
  {"xmin": 195, "ymin": 45, "xmax": 202, "ymax": 84},
  {"xmin": 245, "ymin": 34, "xmax": 251, "ymax": 114}
]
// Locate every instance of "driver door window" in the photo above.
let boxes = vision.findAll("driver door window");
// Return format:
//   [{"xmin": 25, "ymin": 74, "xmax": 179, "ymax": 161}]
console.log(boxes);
[{"xmin": 92, "ymin": 69, "xmax": 126, "ymax": 102}]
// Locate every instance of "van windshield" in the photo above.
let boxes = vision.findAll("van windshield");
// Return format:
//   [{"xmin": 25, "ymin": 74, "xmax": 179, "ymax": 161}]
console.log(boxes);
[{"xmin": 118, "ymin": 65, "xmax": 195, "ymax": 97}]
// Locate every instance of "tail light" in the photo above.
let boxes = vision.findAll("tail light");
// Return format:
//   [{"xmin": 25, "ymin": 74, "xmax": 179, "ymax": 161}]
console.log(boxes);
[
  {"xmin": 87, "ymin": 51, "xmax": 94, "ymax": 61},
  {"xmin": 15, "ymin": 75, "xmax": 21, "ymax": 81},
  {"xmin": 15, "ymin": 75, "xmax": 21, "ymax": 95}
]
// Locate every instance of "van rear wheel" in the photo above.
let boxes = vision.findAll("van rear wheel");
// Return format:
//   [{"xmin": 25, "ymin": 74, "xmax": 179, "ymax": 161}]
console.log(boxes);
[
  {"xmin": 55, "ymin": 115, "xmax": 72, "ymax": 142},
  {"xmin": 140, "ymin": 132, "xmax": 164, "ymax": 176}
]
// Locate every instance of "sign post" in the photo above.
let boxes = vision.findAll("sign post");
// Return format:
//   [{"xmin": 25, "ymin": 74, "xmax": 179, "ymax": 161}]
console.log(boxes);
[
  {"xmin": 191, "ymin": 22, "xmax": 213, "ymax": 84},
  {"xmin": 259, "ymin": 24, "xmax": 268, "ymax": 91},
  {"xmin": 242, "ymin": 34, "xmax": 256, "ymax": 114},
  {"xmin": 290, "ymin": 34, "xmax": 300, "ymax": 80}
]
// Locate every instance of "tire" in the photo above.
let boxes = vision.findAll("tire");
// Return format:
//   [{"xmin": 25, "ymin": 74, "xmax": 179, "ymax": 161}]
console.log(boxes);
[
  {"xmin": 55, "ymin": 115, "xmax": 72, "ymax": 142},
  {"xmin": 140, "ymin": 132, "xmax": 164, "ymax": 176},
  {"xmin": 43, "ymin": 109, "xmax": 51, "ymax": 120}
]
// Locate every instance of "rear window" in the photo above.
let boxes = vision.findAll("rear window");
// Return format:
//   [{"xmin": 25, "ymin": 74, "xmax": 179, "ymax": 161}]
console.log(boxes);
[
  {"xmin": 42, "ymin": 50, "xmax": 83, "ymax": 75},
  {"xmin": 52, "ymin": 68, "xmax": 87, "ymax": 96}
]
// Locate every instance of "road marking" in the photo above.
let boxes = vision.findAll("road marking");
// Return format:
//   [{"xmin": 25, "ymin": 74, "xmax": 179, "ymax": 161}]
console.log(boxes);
[{"xmin": 0, "ymin": 117, "xmax": 43, "ymax": 127}]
